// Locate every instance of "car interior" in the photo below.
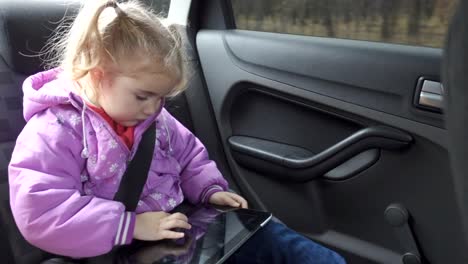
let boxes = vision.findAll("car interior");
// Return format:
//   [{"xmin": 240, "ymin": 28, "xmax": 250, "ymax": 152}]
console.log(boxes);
[{"xmin": 0, "ymin": 0, "xmax": 467, "ymax": 263}]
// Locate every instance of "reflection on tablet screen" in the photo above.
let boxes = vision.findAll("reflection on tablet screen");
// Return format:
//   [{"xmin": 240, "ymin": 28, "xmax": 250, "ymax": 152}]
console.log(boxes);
[{"xmin": 123, "ymin": 205, "xmax": 272, "ymax": 264}]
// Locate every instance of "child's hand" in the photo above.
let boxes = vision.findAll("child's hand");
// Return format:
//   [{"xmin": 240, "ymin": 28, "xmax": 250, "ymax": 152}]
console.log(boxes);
[
  {"xmin": 208, "ymin": 192, "xmax": 248, "ymax": 209},
  {"xmin": 134, "ymin": 212, "xmax": 192, "ymax": 241}
]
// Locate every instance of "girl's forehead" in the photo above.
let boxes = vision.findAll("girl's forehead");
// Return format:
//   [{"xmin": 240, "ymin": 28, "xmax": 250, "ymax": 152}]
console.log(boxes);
[
  {"xmin": 106, "ymin": 56, "xmax": 181, "ymax": 93},
  {"xmin": 113, "ymin": 56, "xmax": 178, "ymax": 79},
  {"xmin": 118, "ymin": 53, "xmax": 167, "ymax": 71},
  {"xmin": 116, "ymin": 71, "xmax": 179, "ymax": 95}
]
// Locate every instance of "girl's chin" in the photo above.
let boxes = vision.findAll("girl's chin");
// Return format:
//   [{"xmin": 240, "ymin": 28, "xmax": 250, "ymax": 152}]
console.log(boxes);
[{"xmin": 119, "ymin": 120, "xmax": 140, "ymax": 127}]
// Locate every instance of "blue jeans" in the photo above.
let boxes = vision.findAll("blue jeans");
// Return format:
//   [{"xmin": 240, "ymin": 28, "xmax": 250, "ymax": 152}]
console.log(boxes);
[{"xmin": 226, "ymin": 221, "xmax": 346, "ymax": 264}]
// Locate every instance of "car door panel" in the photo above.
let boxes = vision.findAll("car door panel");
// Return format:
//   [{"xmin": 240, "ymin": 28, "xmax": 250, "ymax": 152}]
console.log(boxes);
[{"xmin": 195, "ymin": 27, "xmax": 466, "ymax": 263}]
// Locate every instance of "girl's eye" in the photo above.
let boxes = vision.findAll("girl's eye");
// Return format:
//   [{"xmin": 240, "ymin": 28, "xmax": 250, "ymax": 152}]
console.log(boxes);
[{"xmin": 135, "ymin": 95, "xmax": 148, "ymax": 101}]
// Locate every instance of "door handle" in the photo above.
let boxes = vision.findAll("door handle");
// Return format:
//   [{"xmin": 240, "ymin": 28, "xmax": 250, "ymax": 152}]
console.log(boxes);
[
  {"xmin": 415, "ymin": 79, "xmax": 444, "ymax": 112},
  {"xmin": 228, "ymin": 126, "xmax": 412, "ymax": 182}
]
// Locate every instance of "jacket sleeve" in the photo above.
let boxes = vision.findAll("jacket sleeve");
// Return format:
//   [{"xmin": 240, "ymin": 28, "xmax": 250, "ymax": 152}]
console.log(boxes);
[
  {"xmin": 163, "ymin": 111, "xmax": 228, "ymax": 205},
  {"xmin": 8, "ymin": 110, "xmax": 134, "ymax": 258}
]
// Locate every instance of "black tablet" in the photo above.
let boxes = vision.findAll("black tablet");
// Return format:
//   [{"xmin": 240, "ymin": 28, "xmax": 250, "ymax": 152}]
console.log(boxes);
[{"xmin": 121, "ymin": 205, "xmax": 272, "ymax": 264}]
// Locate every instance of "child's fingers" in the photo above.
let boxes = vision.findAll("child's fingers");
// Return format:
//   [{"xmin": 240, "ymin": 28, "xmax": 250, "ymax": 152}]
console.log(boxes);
[
  {"xmin": 160, "ymin": 218, "xmax": 191, "ymax": 231},
  {"xmin": 237, "ymin": 196, "xmax": 248, "ymax": 209},
  {"xmin": 222, "ymin": 194, "xmax": 241, "ymax": 207},
  {"xmin": 166, "ymin": 212, "xmax": 188, "ymax": 222},
  {"xmin": 158, "ymin": 230, "xmax": 185, "ymax": 240},
  {"xmin": 227, "ymin": 193, "xmax": 248, "ymax": 208}
]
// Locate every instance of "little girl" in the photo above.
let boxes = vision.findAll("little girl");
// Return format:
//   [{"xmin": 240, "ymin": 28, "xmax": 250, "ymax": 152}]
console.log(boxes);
[{"xmin": 8, "ymin": 1, "xmax": 345, "ymax": 263}]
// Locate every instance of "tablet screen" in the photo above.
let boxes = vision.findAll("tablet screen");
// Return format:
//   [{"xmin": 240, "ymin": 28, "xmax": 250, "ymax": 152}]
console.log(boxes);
[{"xmin": 119, "ymin": 205, "xmax": 272, "ymax": 264}]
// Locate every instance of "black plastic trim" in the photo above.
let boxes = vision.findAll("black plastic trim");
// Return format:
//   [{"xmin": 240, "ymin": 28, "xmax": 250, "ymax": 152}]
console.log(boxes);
[
  {"xmin": 324, "ymin": 149, "xmax": 380, "ymax": 180},
  {"xmin": 228, "ymin": 126, "xmax": 412, "ymax": 182},
  {"xmin": 199, "ymin": 0, "xmax": 234, "ymax": 30}
]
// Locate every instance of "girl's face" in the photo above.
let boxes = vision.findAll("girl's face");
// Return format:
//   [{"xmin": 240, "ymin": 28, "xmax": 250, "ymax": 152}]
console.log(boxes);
[{"xmin": 95, "ymin": 70, "xmax": 178, "ymax": 127}]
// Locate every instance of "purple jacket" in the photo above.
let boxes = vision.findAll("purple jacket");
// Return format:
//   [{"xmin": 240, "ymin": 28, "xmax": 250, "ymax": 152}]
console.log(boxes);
[{"xmin": 8, "ymin": 69, "xmax": 228, "ymax": 258}]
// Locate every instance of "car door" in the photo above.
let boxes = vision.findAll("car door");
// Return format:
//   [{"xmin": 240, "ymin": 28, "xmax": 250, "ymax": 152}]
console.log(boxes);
[{"xmin": 178, "ymin": 0, "xmax": 467, "ymax": 263}]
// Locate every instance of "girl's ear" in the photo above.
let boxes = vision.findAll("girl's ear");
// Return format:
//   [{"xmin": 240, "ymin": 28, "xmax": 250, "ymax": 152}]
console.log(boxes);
[
  {"xmin": 89, "ymin": 68, "xmax": 104, "ymax": 84},
  {"xmin": 89, "ymin": 68, "xmax": 110, "ymax": 94}
]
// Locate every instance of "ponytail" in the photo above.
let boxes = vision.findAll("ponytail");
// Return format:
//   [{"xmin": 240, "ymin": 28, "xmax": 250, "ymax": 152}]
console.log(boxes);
[{"xmin": 44, "ymin": 0, "xmax": 189, "ymax": 96}]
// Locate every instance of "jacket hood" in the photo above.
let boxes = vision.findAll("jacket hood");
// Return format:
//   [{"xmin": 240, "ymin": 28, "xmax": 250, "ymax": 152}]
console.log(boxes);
[{"xmin": 22, "ymin": 68, "xmax": 75, "ymax": 121}]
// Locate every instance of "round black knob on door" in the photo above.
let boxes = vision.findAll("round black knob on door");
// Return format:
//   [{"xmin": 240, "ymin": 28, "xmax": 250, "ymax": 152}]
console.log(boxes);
[
  {"xmin": 384, "ymin": 204, "xmax": 409, "ymax": 227},
  {"xmin": 402, "ymin": 252, "xmax": 421, "ymax": 264}
]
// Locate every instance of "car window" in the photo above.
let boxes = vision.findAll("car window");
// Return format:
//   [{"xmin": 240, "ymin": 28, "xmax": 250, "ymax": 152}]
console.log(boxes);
[
  {"xmin": 230, "ymin": 0, "xmax": 457, "ymax": 48},
  {"xmin": 148, "ymin": 0, "xmax": 171, "ymax": 17}
]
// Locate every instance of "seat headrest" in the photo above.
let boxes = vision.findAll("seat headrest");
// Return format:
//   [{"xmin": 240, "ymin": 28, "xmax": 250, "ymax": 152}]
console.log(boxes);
[{"xmin": 0, "ymin": 1, "xmax": 80, "ymax": 75}]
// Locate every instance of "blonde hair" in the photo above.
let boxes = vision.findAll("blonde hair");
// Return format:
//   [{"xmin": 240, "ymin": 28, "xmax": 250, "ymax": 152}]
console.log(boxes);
[{"xmin": 44, "ymin": 0, "xmax": 187, "ymax": 97}]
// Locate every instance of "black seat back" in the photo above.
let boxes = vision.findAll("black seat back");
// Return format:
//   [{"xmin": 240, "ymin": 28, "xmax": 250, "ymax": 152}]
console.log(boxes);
[
  {"xmin": 0, "ymin": 1, "xmax": 80, "ymax": 263},
  {"xmin": 0, "ymin": 1, "xmax": 189, "ymax": 262},
  {"xmin": 0, "ymin": 1, "xmax": 187, "ymax": 263}
]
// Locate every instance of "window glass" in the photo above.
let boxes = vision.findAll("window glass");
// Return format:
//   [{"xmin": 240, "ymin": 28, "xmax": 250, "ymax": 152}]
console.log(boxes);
[
  {"xmin": 148, "ymin": 0, "xmax": 171, "ymax": 17},
  {"xmin": 231, "ymin": 0, "xmax": 458, "ymax": 48}
]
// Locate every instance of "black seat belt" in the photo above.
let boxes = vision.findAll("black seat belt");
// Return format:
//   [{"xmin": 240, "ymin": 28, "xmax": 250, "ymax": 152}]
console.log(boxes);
[
  {"xmin": 40, "ymin": 123, "xmax": 157, "ymax": 264},
  {"xmin": 80, "ymin": 123, "xmax": 157, "ymax": 264},
  {"xmin": 113, "ymin": 122, "xmax": 156, "ymax": 211}
]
